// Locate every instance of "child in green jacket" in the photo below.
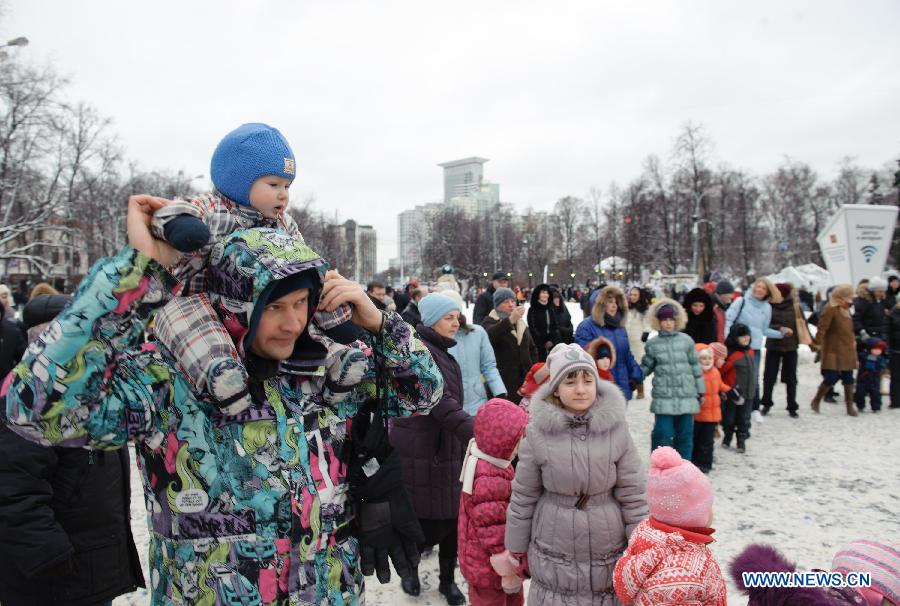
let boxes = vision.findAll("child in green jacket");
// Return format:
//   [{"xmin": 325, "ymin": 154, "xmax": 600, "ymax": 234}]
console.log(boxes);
[{"xmin": 640, "ymin": 298, "xmax": 705, "ymax": 460}]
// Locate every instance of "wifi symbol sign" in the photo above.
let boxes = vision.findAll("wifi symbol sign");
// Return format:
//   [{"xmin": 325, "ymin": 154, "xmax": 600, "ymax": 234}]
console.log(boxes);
[{"xmin": 861, "ymin": 245, "xmax": 878, "ymax": 262}]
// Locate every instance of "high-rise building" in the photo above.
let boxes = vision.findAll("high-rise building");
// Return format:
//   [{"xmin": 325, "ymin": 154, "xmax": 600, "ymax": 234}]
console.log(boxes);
[
  {"xmin": 397, "ymin": 202, "xmax": 443, "ymax": 276},
  {"xmin": 438, "ymin": 157, "xmax": 489, "ymax": 203},
  {"xmin": 340, "ymin": 220, "xmax": 377, "ymax": 283}
]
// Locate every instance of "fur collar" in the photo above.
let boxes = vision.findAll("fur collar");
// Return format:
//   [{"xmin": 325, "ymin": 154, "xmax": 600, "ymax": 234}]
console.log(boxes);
[
  {"xmin": 590, "ymin": 285, "xmax": 628, "ymax": 326},
  {"xmin": 647, "ymin": 297, "xmax": 688, "ymax": 331},
  {"xmin": 528, "ymin": 378, "xmax": 627, "ymax": 436},
  {"xmin": 488, "ymin": 308, "xmax": 527, "ymax": 345}
]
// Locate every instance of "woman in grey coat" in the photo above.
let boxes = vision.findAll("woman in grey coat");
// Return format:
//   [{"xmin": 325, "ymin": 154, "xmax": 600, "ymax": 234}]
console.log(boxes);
[{"xmin": 505, "ymin": 344, "xmax": 649, "ymax": 605}]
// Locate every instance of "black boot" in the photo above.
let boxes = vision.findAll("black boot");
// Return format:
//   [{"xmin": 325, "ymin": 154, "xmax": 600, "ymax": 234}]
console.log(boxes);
[
  {"xmin": 438, "ymin": 557, "xmax": 465, "ymax": 605},
  {"xmin": 400, "ymin": 564, "xmax": 421, "ymax": 597},
  {"xmin": 735, "ymin": 436, "xmax": 746, "ymax": 454},
  {"xmin": 721, "ymin": 430, "xmax": 732, "ymax": 448}
]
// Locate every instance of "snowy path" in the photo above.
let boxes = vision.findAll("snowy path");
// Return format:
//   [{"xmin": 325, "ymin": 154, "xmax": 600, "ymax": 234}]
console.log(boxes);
[{"xmin": 115, "ymin": 306, "xmax": 900, "ymax": 604}]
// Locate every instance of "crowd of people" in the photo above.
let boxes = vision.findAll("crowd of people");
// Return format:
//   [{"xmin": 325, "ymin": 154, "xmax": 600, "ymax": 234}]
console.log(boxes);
[{"xmin": 0, "ymin": 123, "xmax": 897, "ymax": 606}]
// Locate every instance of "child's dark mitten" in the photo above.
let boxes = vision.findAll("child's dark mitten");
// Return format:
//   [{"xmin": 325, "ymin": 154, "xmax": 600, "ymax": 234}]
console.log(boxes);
[{"xmin": 163, "ymin": 214, "xmax": 212, "ymax": 252}]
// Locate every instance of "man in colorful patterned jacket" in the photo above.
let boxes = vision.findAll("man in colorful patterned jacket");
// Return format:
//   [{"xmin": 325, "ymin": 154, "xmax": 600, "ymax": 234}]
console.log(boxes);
[{"xmin": 4, "ymin": 196, "xmax": 443, "ymax": 605}]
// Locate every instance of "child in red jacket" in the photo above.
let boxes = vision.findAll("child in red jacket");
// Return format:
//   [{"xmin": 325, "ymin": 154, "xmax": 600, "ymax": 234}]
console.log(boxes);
[
  {"xmin": 458, "ymin": 398, "xmax": 529, "ymax": 606},
  {"xmin": 614, "ymin": 446, "xmax": 728, "ymax": 606}
]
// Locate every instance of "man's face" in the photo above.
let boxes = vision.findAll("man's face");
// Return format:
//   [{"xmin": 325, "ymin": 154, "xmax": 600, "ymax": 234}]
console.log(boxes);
[
  {"xmin": 368, "ymin": 287, "xmax": 386, "ymax": 302},
  {"xmin": 248, "ymin": 175, "xmax": 291, "ymax": 219},
  {"xmin": 719, "ymin": 292, "xmax": 734, "ymax": 304},
  {"xmin": 250, "ymin": 288, "xmax": 310, "ymax": 360},
  {"xmin": 891, "ymin": 278, "xmax": 899, "ymax": 291},
  {"xmin": 493, "ymin": 278, "xmax": 509, "ymax": 290},
  {"xmin": 0, "ymin": 291, "xmax": 9, "ymax": 308},
  {"xmin": 497, "ymin": 298, "xmax": 516, "ymax": 315}
]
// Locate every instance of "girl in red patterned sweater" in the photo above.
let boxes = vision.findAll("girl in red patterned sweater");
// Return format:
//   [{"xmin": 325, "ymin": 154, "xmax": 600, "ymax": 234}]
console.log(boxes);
[
  {"xmin": 614, "ymin": 446, "xmax": 728, "ymax": 605},
  {"xmin": 457, "ymin": 398, "xmax": 529, "ymax": 606}
]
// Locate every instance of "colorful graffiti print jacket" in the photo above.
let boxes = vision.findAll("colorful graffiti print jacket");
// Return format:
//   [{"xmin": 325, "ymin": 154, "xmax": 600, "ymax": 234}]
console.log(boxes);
[{"xmin": 5, "ymin": 229, "xmax": 444, "ymax": 606}]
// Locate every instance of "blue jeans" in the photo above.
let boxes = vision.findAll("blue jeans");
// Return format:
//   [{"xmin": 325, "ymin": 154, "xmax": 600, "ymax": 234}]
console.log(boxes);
[{"xmin": 651, "ymin": 413, "xmax": 694, "ymax": 460}]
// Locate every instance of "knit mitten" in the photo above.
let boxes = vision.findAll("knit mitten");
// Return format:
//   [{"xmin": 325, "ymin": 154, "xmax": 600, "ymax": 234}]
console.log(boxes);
[
  {"xmin": 162, "ymin": 214, "xmax": 212, "ymax": 252},
  {"xmin": 490, "ymin": 550, "xmax": 524, "ymax": 593}
]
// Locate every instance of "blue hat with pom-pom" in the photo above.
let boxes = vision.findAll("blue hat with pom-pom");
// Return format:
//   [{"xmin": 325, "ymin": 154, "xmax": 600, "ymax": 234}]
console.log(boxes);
[{"xmin": 210, "ymin": 123, "xmax": 295, "ymax": 206}]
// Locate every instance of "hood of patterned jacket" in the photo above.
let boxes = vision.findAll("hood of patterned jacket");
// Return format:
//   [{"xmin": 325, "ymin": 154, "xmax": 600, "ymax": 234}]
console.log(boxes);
[{"xmin": 151, "ymin": 228, "xmax": 361, "ymax": 409}]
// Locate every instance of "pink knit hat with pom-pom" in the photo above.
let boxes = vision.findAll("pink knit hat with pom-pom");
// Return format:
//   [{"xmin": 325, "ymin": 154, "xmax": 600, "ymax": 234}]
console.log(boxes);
[{"xmin": 647, "ymin": 446, "xmax": 713, "ymax": 528}]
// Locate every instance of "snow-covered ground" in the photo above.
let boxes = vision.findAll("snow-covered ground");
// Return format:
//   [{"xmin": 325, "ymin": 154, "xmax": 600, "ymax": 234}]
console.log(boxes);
[{"xmin": 115, "ymin": 302, "xmax": 900, "ymax": 605}]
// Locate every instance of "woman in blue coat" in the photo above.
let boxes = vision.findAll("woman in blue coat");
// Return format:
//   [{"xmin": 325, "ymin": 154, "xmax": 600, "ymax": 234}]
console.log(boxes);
[
  {"xmin": 440, "ymin": 291, "xmax": 508, "ymax": 414},
  {"xmin": 575, "ymin": 285, "xmax": 643, "ymax": 400}
]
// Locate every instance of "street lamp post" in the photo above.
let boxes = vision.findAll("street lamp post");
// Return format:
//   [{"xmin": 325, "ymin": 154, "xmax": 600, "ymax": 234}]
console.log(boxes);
[{"xmin": 688, "ymin": 187, "xmax": 719, "ymax": 276}]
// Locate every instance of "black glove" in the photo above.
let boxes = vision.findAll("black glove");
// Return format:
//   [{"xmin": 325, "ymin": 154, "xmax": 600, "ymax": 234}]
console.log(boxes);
[
  {"xmin": 163, "ymin": 214, "xmax": 211, "ymax": 252},
  {"xmin": 357, "ymin": 485, "xmax": 424, "ymax": 583},
  {"xmin": 641, "ymin": 331, "xmax": 649, "ymax": 343}
]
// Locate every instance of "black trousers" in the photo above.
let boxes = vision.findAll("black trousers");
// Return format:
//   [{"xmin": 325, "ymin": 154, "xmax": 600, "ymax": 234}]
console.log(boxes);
[
  {"xmin": 722, "ymin": 391, "xmax": 751, "ymax": 440},
  {"xmin": 418, "ymin": 518, "xmax": 458, "ymax": 560},
  {"xmin": 691, "ymin": 421, "xmax": 716, "ymax": 471},
  {"xmin": 761, "ymin": 349, "xmax": 798, "ymax": 411}
]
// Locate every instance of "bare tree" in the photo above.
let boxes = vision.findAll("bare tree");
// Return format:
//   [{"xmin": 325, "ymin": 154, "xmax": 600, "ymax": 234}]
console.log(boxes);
[{"xmin": 552, "ymin": 196, "xmax": 583, "ymax": 277}]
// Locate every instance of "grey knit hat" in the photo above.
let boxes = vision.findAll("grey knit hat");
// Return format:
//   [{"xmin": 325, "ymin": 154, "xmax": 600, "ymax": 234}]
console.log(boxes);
[
  {"xmin": 493, "ymin": 287, "xmax": 516, "ymax": 308},
  {"xmin": 537, "ymin": 343, "xmax": 601, "ymax": 398}
]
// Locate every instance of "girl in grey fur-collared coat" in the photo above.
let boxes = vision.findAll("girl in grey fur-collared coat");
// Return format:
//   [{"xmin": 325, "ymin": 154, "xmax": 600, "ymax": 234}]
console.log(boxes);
[{"xmin": 505, "ymin": 344, "xmax": 649, "ymax": 605}]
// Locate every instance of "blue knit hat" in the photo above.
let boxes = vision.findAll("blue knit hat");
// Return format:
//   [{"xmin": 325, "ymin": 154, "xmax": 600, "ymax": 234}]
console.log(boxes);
[
  {"xmin": 419, "ymin": 293, "xmax": 460, "ymax": 327},
  {"xmin": 210, "ymin": 123, "xmax": 295, "ymax": 206}
]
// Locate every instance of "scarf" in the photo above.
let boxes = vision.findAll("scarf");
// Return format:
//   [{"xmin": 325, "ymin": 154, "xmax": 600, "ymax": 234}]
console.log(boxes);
[
  {"xmin": 459, "ymin": 438, "xmax": 512, "ymax": 494},
  {"xmin": 604, "ymin": 311, "xmax": 622, "ymax": 328},
  {"xmin": 489, "ymin": 309, "xmax": 527, "ymax": 345}
]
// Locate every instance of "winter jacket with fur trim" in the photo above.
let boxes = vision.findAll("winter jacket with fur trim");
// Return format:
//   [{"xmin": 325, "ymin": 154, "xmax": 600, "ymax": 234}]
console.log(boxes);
[
  {"xmin": 482, "ymin": 310, "xmax": 538, "ymax": 404},
  {"xmin": 641, "ymin": 299, "xmax": 705, "ymax": 415},
  {"xmin": 505, "ymin": 380, "xmax": 648, "ymax": 605},
  {"xmin": 614, "ymin": 518, "xmax": 727, "ymax": 606},
  {"xmin": 5, "ymin": 230, "xmax": 444, "ymax": 605},
  {"xmin": 575, "ymin": 286, "xmax": 643, "ymax": 401}
]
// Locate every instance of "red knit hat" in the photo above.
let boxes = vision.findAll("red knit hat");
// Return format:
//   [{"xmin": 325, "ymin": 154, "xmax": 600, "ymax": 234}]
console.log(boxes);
[
  {"xmin": 709, "ymin": 342, "xmax": 728, "ymax": 363},
  {"xmin": 517, "ymin": 362, "xmax": 550, "ymax": 397}
]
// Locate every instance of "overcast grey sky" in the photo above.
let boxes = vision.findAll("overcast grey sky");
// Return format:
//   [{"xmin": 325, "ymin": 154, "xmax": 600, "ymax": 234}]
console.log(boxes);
[{"xmin": 4, "ymin": 0, "xmax": 899, "ymax": 269}]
